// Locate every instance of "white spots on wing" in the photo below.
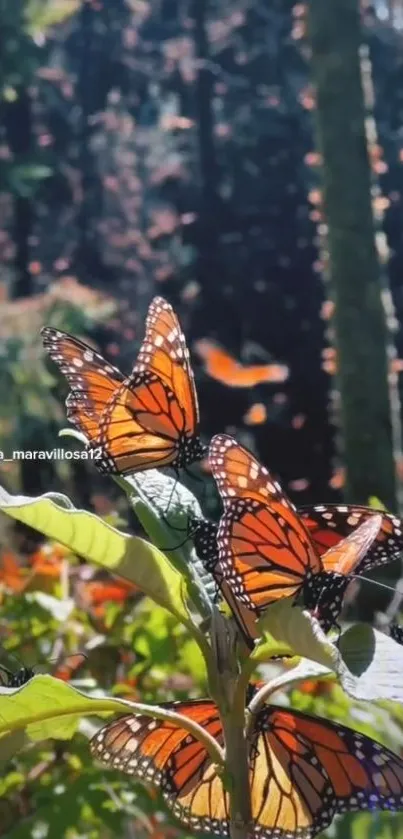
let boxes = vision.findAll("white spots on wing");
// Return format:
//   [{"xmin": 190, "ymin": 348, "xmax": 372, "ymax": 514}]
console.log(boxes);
[
  {"xmin": 83, "ymin": 350, "xmax": 94, "ymax": 363},
  {"xmin": 373, "ymin": 754, "xmax": 387, "ymax": 767},
  {"xmin": 73, "ymin": 357, "xmax": 84, "ymax": 368},
  {"xmin": 249, "ymin": 462, "xmax": 259, "ymax": 481}
]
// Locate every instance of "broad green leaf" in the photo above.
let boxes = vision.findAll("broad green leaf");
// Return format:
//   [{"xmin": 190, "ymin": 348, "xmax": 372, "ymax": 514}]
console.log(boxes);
[
  {"xmin": 0, "ymin": 675, "xmax": 224, "ymax": 767},
  {"xmin": 116, "ymin": 470, "xmax": 216, "ymax": 615},
  {"xmin": 60, "ymin": 431, "xmax": 216, "ymax": 613},
  {"xmin": 0, "ymin": 486, "xmax": 191, "ymax": 630},
  {"xmin": 254, "ymin": 601, "xmax": 340, "ymax": 670},
  {"xmin": 0, "ymin": 675, "xmax": 135, "ymax": 745},
  {"xmin": 254, "ymin": 612, "xmax": 403, "ymax": 705},
  {"xmin": 338, "ymin": 624, "xmax": 403, "ymax": 702}
]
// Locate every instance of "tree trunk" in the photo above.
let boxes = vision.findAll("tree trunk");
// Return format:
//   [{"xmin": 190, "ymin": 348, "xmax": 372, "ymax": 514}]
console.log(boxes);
[
  {"xmin": 307, "ymin": 0, "xmax": 398, "ymax": 512},
  {"xmin": 4, "ymin": 88, "xmax": 33, "ymax": 299}
]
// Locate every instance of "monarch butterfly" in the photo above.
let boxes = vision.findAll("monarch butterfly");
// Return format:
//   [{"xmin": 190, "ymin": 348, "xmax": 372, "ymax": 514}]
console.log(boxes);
[
  {"xmin": 41, "ymin": 297, "xmax": 206, "ymax": 475},
  {"xmin": 208, "ymin": 435, "xmax": 383, "ymax": 632},
  {"xmin": 189, "ymin": 515, "xmax": 259, "ymax": 649},
  {"xmin": 0, "ymin": 654, "xmax": 86, "ymax": 687},
  {"xmin": 0, "ymin": 663, "xmax": 35, "ymax": 688},
  {"xmin": 90, "ymin": 696, "xmax": 403, "ymax": 838},
  {"xmin": 194, "ymin": 339, "xmax": 289, "ymax": 388},
  {"xmin": 299, "ymin": 504, "xmax": 403, "ymax": 574}
]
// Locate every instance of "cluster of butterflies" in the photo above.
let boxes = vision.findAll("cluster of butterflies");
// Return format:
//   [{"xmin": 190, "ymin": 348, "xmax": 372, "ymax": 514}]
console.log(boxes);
[{"xmin": 41, "ymin": 297, "xmax": 403, "ymax": 838}]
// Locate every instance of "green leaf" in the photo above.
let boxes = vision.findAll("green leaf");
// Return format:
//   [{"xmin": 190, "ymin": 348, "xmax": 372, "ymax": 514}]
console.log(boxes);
[
  {"xmin": 254, "ymin": 601, "xmax": 340, "ymax": 670},
  {"xmin": 0, "ymin": 486, "xmax": 191, "ymax": 631},
  {"xmin": 254, "ymin": 608, "xmax": 403, "ymax": 705},
  {"xmin": 0, "ymin": 675, "xmax": 135, "ymax": 746},
  {"xmin": 116, "ymin": 470, "xmax": 216, "ymax": 617},
  {"xmin": 338, "ymin": 624, "xmax": 403, "ymax": 702},
  {"xmin": 0, "ymin": 675, "xmax": 224, "ymax": 767}
]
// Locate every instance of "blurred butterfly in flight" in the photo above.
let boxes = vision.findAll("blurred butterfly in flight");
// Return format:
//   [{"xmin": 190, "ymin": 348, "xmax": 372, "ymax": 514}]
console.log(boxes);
[{"xmin": 41, "ymin": 297, "xmax": 206, "ymax": 476}]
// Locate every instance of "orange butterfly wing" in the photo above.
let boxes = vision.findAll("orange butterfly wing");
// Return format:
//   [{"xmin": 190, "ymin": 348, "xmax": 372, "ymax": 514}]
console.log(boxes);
[
  {"xmin": 95, "ymin": 297, "xmax": 205, "ymax": 473},
  {"xmin": 41, "ymin": 327, "xmax": 124, "ymax": 442},
  {"xmin": 91, "ymin": 698, "xmax": 403, "ymax": 838},
  {"xmin": 319, "ymin": 514, "xmax": 382, "ymax": 576},
  {"xmin": 190, "ymin": 516, "xmax": 260, "ymax": 650},
  {"xmin": 254, "ymin": 706, "xmax": 403, "ymax": 836},
  {"xmin": 133, "ymin": 297, "xmax": 200, "ymax": 435},
  {"xmin": 195, "ymin": 339, "xmax": 289, "ymax": 388},
  {"xmin": 209, "ymin": 434, "xmax": 322, "ymax": 613},
  {"xmin": 90, "ymin": 700, "xmax": 229, "ymax": 835},
  {"xmin": 95, "ymin": 372, "xmax": 188, "ymax": 474},
  {"xmin": 300, "ymin": 504, "xmax": 403, "ymax": 575}
]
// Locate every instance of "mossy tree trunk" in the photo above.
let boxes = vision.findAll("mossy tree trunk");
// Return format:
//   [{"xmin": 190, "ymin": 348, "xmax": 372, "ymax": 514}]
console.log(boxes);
[{"xmin": 307, "ymin": 0, "xmax": 398, "ymax": 512}]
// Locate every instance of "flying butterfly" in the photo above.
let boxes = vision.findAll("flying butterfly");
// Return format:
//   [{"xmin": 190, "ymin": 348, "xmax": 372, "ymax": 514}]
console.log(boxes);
[
  {"xmin": 208, "ymin": 435, "xmax": 382, "ymax": 632},
  {"xmin": 90, "ymin": 695, "xmax": 403, "ymax": 838},
  {"xmin": 41, "ymin": 297, "xmax": 206, "ymax": 476}
]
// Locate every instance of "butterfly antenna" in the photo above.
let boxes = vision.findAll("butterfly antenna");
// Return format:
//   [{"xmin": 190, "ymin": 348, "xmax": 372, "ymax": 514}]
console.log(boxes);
[
  {"xmin": 158, "ymin": 521, "xmax": 198, "ymax": 554},
  {"xmin": 347, "ymin": 573, "xmax": 399, "ymax": 595},
  {"xmin": 162, "ymin": 471, "xmax": 180, "ymax": 519},
  {"xmin": 183, "ymin": 465, "xmax": 208, "ymax": 507}
]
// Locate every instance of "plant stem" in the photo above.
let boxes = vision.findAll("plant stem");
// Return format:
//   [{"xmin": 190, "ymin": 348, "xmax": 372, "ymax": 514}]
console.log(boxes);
[{"xmin": 222, "ymin": 710, "xmax": 253, "ymax": 839}]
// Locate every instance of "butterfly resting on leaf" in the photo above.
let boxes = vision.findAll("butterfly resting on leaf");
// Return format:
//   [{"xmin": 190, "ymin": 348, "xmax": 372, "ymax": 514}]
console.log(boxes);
[{"xmin": 41, "ymin": 297, "xmax": 206, "ymax": 476}]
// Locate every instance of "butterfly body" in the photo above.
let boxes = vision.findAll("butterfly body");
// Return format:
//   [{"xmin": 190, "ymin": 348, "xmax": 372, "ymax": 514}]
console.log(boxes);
[
  {"xmin": 91, "ymin": 697, "xmax": 403, "ymax": 838},
  {"xmin": 42, "ymin": 297, "xmax": 206, "ymax": 476},
  {"xmin": 301, "ymin": 571, "xmax": 348, "ymax": 633},
  {"xmin": 0, "ymin": 664, "xmax": 35, "ymax": 687}
]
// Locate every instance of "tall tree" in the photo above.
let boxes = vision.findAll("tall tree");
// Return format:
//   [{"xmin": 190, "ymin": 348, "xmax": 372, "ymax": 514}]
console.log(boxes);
[{"xmin": 307, "ymin": 0, "xmax": 399, "ymax": 511}]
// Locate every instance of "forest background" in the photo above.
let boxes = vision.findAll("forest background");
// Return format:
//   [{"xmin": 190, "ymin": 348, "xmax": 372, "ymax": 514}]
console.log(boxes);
[{"xmin": 2, "ymin": 1, "xmax": 403, "ymax": 838}]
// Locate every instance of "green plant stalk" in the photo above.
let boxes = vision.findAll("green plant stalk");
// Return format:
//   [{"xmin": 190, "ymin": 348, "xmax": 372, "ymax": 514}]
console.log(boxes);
[
  {"xmin": 222, "ymin": 708, "xmax": 253, "ymax": 839},
  {"xmin": 206, "ymin": 614, "xmax": 253, "ymax": 839}
]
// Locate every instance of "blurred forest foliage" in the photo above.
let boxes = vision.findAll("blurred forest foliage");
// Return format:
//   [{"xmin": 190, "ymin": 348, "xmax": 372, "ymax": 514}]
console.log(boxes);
[{"xmin": 3, "ymin": 1, "xmax": 403, "ymax": 839}]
